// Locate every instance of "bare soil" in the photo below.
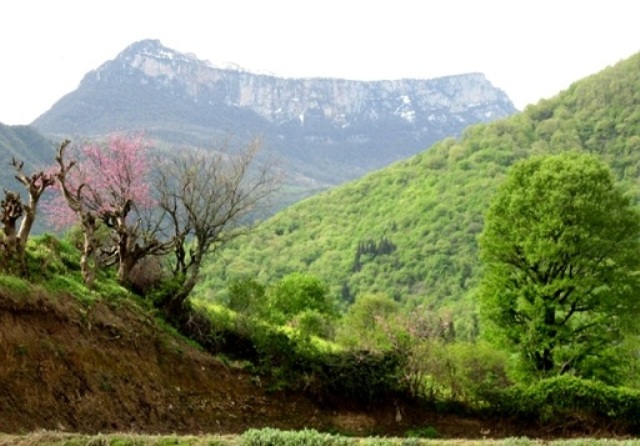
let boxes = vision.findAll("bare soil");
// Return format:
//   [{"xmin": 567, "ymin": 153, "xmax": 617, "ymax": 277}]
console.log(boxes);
[{"xmin": 0, "ymin": 291, "xmax": 626, "ymax": 438}]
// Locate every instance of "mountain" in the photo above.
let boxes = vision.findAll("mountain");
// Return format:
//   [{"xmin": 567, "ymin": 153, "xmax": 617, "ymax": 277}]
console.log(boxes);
[
  {"xmin": 32, "ymin": 39, "xmax": 516, "ymax": 187},
  {"xmin": 196, "ymin": 52, "xmax": 640, "ymax": 336}
]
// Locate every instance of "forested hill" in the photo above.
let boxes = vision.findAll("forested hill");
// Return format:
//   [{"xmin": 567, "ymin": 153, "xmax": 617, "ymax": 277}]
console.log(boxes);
[
  {"xmin": 197, "ymin": 52, "xmax": 640, "ymax": 333},
  {"xmin": 0, "ymin": 123, "xmax": 54, "ymax": 187}
]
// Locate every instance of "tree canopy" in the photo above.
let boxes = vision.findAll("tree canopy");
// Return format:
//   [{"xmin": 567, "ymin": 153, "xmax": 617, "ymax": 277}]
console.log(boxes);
[{"xmin": 479, "ymin": 153, "xmax": 640, "ymax": 380}]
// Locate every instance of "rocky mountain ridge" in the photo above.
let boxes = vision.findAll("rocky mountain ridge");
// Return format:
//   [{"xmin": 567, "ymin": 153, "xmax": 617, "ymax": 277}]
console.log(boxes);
[{"xmin": 33, "ymin": 39, "xmax": 517, "ymax": 186}]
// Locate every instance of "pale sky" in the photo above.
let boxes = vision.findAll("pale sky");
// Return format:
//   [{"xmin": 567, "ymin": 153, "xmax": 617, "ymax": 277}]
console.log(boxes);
[{"xmin": 1, "ymin": 0, "xmax": 639, "ymax": 125}]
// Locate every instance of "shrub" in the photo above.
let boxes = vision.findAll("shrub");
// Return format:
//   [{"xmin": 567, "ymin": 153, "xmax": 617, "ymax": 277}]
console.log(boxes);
[
  {"xmin": 292, "ymin": 309, "xmax": 334, "ymax": 339},
  {"xmin": 228, "ymin": 278, "xmax": 266, "ymax": 316},
  {"xmin": 405, "ymin": 426, "xmax": 440, "ymax": 439},
  {"xmin": 241, "ymin": 428, "xmax": 353, "ymax": 446},
  {"xmin": 128, "ymin": 255, "xmax": 167, "ymax": 295},
  {"xmin": 303, "ymin": 350, "xmax": 403, "ymax": 405},
  {"xmin": 483, "ymin": 374, "xmax": 640, "ymax": 429}
]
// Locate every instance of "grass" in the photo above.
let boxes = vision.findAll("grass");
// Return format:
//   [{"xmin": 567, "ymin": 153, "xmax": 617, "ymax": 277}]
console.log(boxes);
[{"xmin": 1, "ymin": 432, "xmax": 640, "ymax": 446}]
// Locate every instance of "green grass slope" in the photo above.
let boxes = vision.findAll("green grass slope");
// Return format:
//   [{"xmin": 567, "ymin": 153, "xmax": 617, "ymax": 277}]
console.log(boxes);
[{"xmin": 197, "ymin": 53, "xmax": 640, "ymax": 334}]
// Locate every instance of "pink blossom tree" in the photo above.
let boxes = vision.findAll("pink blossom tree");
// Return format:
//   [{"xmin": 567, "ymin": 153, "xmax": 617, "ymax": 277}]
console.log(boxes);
[{"xmin": 48, "ymin": 135, "xmax": 170, "ymax": 286}]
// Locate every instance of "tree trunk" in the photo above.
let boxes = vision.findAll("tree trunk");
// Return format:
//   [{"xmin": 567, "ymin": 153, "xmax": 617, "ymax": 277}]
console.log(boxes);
[
  {"xmin": 80, "ymin": 215, "xmax": 98, "ymax": 289},
  {"xmin": 533, "ymin": 306, "xmax": 557, "ymax": 373},
  {"xmin": 117, "ymin": 255, "xmax": 137, "ymax": 285},
  {"xmin": 16, "ymin": 199, "xmax": 37, "ymax": 254}
]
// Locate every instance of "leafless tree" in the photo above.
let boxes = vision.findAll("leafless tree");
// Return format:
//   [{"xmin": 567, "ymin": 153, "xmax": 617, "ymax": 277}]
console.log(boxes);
[
  {"xmin": 54, "ymin": 139, "xmax": 100, "ymax": 287},
  {"xmin": 0, "ymin": 157, "xmax": 55, "ymax": 272},
  {"xmin": 156, "ymin": 138, "xmax": 282, "ymax": 314},
  {"xmin": 12, "ymin": 158, "xmax": 56, "ymax": 253}
]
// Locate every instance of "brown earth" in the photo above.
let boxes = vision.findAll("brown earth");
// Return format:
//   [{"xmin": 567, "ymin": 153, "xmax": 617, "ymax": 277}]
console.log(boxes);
[{"xmin": 0, "ymin": 290, "xmax": 625, "ymax": 438}]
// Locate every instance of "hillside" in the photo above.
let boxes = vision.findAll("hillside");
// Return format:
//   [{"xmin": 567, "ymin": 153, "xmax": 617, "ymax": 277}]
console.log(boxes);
[
  {"xmin": 32, "ymin": 39, "xmax": 516, "ymax": 188},
  {"xmin": 0, "ymin": 123, "xmax": 54, "ymax": 188},
  {"xmin": 197, "ymin": 52, "xmax": 640, "ymax": 335},
  {"xmin": 0, "ymin": 284, "xmax": 346, "ymax": 434}
]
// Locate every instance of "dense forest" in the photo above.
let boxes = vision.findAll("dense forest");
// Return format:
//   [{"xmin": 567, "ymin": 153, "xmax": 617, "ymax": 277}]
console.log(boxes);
[{"xmin": 197, "ymin": 52, "xmax": 640, "ymax": 338}]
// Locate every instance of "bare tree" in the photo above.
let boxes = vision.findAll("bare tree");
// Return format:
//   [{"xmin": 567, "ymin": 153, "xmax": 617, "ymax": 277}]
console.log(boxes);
[
  {"xmin": 156, "ymin": 138, "xmax": 282, "ymax": 314},
  {"xmin": 0, "ymin": 190, "xmax": 24, "ymax": 267},
  {"xmin": 54, "ymin": 139, "xmax": 101, "ymax": 287},
  {"xmin": 0, "ymin": 157, "xmax": 55, "ymax": 272},
  {"xmin": 12, "ymin": 158, "xmax": 56, "ymax": 253}
]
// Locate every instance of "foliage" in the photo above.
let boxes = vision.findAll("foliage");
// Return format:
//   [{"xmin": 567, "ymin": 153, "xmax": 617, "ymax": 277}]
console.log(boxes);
[
  {"xmin": 7, "ymin": 432, "xmax": 640, "ymax": 445},
  {"xmin": 266, "ymin": 273, "xmax": 337, "ymax": 326},
  {"xmin": 307, "ymin": 350, "xmax": 402, "ymax": 405},
  {"xmin": 46, "ymin": 135, "xmax": 170, "ymax": 287},
  {"xmin": 198, "ymin": 52, "xmax": 640, "ymax": 338},
  {"xmin": 336, "ymin": 293, "xmax": 400, "ymax": 350},
  {"xmin": 363, "ymin": 305, "xmax": 511, "ymax": 403},
  {"xmin": 46, "ymin": 133, "xmax": 154, "ymax": 228},
  {"xmin": 405, "ymin": 426, "xmax": 440, "ymax": 439},
  {"xmin": 483, "ymin": 375, "xmax": 640, "ymax": 429},
  {"xmin": 479, "ymin": 153, "xmax": 640, "ymax": 379},
  {"xmin": 228, "ymin": 278, "xmax": 266, "ymax": 316},
  {"xmin": 241, "ymin": 428, "xmax": 354, "ymax": 446},
  {"xmin": 291, "ymin": 309, "xmax": 335, "ymax": 339}
]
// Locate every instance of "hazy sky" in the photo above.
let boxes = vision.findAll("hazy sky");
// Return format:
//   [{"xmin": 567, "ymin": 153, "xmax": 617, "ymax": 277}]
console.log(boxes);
[{"xmin": 1, "ymin": 0, "xmax": 639, "ymax": 125}]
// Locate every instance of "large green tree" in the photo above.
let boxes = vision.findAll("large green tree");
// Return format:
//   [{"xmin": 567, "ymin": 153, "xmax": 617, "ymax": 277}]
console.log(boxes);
[{"xmin": 479, "ymin": 153, "xmax": 640, "ymax": 379}]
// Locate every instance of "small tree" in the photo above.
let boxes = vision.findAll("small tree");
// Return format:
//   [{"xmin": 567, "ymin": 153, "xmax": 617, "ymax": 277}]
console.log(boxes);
[
  {"xmin": 0, "ymin": 158, "xmax": 55, "ymax": 272},
  {"xmin": 156, "ymin": 138, "xmax": 281, "ymax": 315},
  {"xmin": 266, "ymin": 272, "xmax": 336, "ymax": 325},
  {"xmin": 337, "ymin": 293, "xmax": 399, "ymax": 350},
  {"xmin": 12, "ymin": 158, "xmax": 56, "ymax": 254},
  {"xmin": 479, "ymin": 153, "xmax": 640, "ymax": 379},
  {"xmin": 51, "ymin": 139, "xmax": 101, "ymax": 286}
]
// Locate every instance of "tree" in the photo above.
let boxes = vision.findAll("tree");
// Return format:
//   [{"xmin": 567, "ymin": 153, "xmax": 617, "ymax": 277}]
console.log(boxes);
[
  {"xmin": 49, "ymin": 136, "xmax": 169, "ymax": 286},
  {"xmin": 266, "ymin": 272, "xmax": 336, "ymax": 325},
  {"xmin": 156, "ymin": 138, "xmax": 281, "ymax": 314},
  {"xmin": 0, "ymin": 158, "xmax": 55, "ymax": 272},
  {"xmin": 336, "ymin": 293, "xmax": 399, "ymax": 350},
  {"xmin": 479, "ymin": 153, "xmax": 640, "ymax": 379},
  {"xmin": 50, "ymin": 140, "xmax": 101, "ymax": 287}
]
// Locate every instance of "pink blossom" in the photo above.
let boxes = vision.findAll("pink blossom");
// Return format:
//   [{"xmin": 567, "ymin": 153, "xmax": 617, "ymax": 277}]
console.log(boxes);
[{"xmin": 45, "ymin": 133, "xmax": 154, "ymax": 229}]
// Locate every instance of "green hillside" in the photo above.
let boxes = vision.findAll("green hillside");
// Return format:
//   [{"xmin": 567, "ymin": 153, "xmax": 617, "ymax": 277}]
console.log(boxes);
[
  {"xmin": 197, "ymin": 52, "xmax": 640, "ymax": 334},
  {"xmin": 0, "ymin": 123, "xmax": 54, "ymax": 165},
  {"xmin": 0, "ymin": 123, "xmax": 55, "ymax": 186}
]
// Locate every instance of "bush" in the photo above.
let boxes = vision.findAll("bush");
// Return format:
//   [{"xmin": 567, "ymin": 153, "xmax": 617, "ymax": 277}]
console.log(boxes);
[
  {"xmin": 405, "ymin": 426, "xmax": 440, "ymax": 439},
  {"xmin": 228, "ymin": 278, "xmax": 266, "ymax": 315},
  {"xmin": 303, "ymin": 350, "xmax": 403, "ymax": 405},
  {"xmin": 128, "ymin": 255, "xmax": 167, "ymax": 295},
  {"xmin": 241, "ymin": 428, "xmax": 353, "ymax": 446},
  {"xmin": 247, "ymin": 320, "xmax": 402, "ymax": 404},
  {"xmin": 292, "ymin": 309, "xmax": 334, "ymax": 339},
  {"xmin": 483, "ymin": 374, "xmax": 640, "ymax": 429}
]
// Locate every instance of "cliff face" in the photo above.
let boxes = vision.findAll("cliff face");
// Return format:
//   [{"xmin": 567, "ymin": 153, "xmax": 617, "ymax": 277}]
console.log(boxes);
[{"xmin": 33, "ymin": 39, "xmax": 516, "ymax": 186}]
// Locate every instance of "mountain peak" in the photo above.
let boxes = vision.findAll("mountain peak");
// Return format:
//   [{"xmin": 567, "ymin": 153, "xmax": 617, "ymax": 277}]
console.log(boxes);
[{"xmin": 116, "ymin": 39, "xmax": 199, "ymax": 65}]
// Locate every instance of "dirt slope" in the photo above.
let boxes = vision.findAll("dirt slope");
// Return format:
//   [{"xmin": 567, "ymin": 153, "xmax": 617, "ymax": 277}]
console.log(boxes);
[{"xmin": 0, "ymin": 290, "xmax": 335, "ymax": 434}]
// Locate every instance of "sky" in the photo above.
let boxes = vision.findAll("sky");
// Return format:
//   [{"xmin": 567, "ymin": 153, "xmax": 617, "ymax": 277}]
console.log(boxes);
[{"xmin": 1, "ymin": 0, "xmax": 639, "ymax": 125}]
